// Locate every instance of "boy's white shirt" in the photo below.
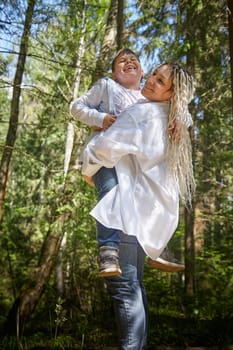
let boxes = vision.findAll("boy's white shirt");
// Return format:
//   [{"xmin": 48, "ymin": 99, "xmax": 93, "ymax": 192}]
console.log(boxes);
[
  {"xmin": 70, "ymin": 77, "xmax": 144, "ymax": 128},
  {"xmin": 82, "ymin": 101, "xmax": 179, "ymax": 260}
]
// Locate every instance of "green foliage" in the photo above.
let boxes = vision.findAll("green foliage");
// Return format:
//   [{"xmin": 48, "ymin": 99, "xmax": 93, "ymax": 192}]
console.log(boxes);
[
  {"xmin": 194, "ymin": 251, "xmax": 233, "ymax": 319},
  {"xmin": 0, "ymin": 0, "xmax": 232, "ymax": 348}
]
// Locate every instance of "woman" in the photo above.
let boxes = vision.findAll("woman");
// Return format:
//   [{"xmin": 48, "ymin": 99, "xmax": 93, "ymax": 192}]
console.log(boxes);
[{"xmin": 82, "ymin": 63, "xmax": 195, "ymax": 350}]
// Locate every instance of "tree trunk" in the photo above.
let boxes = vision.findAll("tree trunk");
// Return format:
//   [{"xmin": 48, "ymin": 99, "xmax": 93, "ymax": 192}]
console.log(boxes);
[
  {"xmin": 64, "ymin": 0, "xmax": 87, "ymax": 180},
  {"xmin": 117, "ymin": 0, "xmax": 125, "ymax": 49},
  {"xmin": 91, "ymin": 0, "xmax": 118, "ymax": 84},
  {"xmin": 4, "ymin": 210, "xmax": 70, "ymax": 335},
  {"xmin": 184, "ymin": 102, "xmax": 196, "ymax": 297},
  {"xmin": 0, "ymin": 0, "xmax": 36, "ymax": 223},
  {"xmin": 228, "ymin": 0, "xmax": 233, "ymax": 112},
  {"xmin": 184, "ymin": 205, "xmax": 195, "ymax": 296},
  {"xmin": 183, "ymin": 2, "xmax": 197, "ymax": 298}
]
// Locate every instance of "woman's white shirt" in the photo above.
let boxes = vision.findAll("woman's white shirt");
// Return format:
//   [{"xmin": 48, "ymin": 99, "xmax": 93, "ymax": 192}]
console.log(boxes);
[{"xmin": 82, "ymin": 101, "xmax": 179, "ymax": 260}]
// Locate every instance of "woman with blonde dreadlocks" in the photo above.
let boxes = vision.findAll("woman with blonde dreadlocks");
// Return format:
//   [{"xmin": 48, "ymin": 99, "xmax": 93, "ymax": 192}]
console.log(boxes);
[{"xmin": 82, "ymin": 63, "xmax": 195, "ymax": 350}]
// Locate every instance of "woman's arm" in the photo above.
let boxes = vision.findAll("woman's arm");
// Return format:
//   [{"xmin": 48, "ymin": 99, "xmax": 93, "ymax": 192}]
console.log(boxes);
[{"xmin": 81, "ymin": 111, "xmax": 140, "ymax": 177}]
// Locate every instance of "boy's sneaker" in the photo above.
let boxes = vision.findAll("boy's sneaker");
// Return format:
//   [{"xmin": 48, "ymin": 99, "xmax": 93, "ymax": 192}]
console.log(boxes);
[
  {"xmin": 148, "ymin": 247, "xmax": 185, "ymax": 272},
  {"xmin": 98, "ymin": 246, "xmax": 122, "ymax": 277}
]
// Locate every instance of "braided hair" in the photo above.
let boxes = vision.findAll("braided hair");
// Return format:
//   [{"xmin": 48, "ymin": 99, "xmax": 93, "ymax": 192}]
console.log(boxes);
[{"xmin": 156, "ymin": 63, "xmax": 196, "ymax": 207}]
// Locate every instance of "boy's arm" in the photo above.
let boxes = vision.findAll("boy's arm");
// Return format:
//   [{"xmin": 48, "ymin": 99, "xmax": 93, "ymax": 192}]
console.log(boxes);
[{"xmin": 70, "ymin": 78, "xmax": 111, "ymax": 128}]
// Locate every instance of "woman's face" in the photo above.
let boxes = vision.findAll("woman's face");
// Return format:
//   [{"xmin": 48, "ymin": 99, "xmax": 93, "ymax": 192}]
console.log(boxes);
[{"xmin": 141, "ymin": 64, "xmax": 173, "ymax": 102}]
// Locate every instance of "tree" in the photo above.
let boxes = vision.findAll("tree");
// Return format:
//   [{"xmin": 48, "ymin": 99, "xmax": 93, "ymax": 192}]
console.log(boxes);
[
  {"xmin": 228, "ymin": 0, "xmax": 233, "ymax": 111},
  {"xmin": 91, "ymin": 0, "xmax": 119, "ymax": 84},
  {"xmin": 0, "ymin": 0, "xmax": 36, "ymax": 223}
]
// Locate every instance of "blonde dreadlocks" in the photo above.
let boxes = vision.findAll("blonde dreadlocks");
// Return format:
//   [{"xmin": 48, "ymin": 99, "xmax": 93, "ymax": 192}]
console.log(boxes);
[{"xmin": 156, "ymin": 63, "xmax": 196, "ymax": 207}]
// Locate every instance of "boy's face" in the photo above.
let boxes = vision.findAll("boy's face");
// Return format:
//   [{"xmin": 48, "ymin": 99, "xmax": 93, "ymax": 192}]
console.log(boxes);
[
  {"xmin": 141, "ymin": 65, "xmax": 173, "ymax": 102},
  {"xmin": 112, "ymin": 53, "xmax": 144, "ymax": 89}
]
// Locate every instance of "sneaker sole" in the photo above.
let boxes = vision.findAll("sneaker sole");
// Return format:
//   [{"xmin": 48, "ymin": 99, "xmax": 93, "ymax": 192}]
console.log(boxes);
[
  {"xmin": 98, "ymin": 268, "xmax": 122, "ymax": 277},
  {"xmin": 148, "ymin": 258, "xmax": 185, "ymax": 272}
]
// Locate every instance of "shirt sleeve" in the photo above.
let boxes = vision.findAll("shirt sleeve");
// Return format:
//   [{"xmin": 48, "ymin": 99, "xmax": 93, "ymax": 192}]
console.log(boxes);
[
  {"xmin": 70, "ymin": 78, "xmax": 109, "ymax": 128},
  {"xmin": 81, "ymin": 111, "xmax": 141, "ymax": 177}
]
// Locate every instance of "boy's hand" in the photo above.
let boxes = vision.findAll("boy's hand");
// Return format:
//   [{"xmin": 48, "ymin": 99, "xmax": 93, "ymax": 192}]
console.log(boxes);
[
  {"xmin": 103, "ymin": 114, "xmax": 116, "ymax": 130},
  {"xmin": 83, "ymin": 175, "xmax": 95, "ymax": 187},
  {"xmin": 92, "ymin": 114, "xmax": 116, "ymax": 132}
]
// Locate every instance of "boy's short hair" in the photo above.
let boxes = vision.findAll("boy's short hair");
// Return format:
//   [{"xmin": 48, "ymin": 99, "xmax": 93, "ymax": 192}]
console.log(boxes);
[{"xmin": 111, "ymin": 48, "xmax": 140, "ymax": 72}]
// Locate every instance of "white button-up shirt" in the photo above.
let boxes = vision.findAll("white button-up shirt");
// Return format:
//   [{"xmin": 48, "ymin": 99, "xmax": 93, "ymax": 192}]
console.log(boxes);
[
  {"xmin": 70, "ymin": 77, "xmax": 143, "ymax": 127},
  {"xmin": 82, "ymin": 101, "xmax": 179, "ymax": 260}
]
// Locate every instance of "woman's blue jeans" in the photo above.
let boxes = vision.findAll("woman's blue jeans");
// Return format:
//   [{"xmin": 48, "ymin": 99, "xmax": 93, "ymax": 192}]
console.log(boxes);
[
  {"xmin": 93, "ymin": 167, "xmax": 120, "ymax": 249},
  {"xmin": 93, "ymin": 167, "xmax": 148, "ymax": 349},
  {"xmin": 105, "ymin": 233, "xmax": 148, "ymax": 350}
]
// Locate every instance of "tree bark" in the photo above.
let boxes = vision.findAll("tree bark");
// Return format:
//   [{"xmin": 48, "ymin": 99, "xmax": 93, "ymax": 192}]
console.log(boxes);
[
  {"xmin": 184, "ymin": 204, "xmax": 195, "ymax": 296},
  {"xmin": 91, "ymin": 0, "xmax": 118, "ymax": 84},
  {"xmin": 4, "ymin": 214, "xmax": 68, "ymax": 335},
  {"xmin": 117, "ymin": 0, "xmax": 124, "ymax": 50},
  {"xmin": 228, "ymin": 0, "xmax": 233, "ymax": 112},
  {"xmin": 183, "ymin": 2, "xmax": 197, "ymax": 298},
  {"xmin": 0, "ymin": 0, "xmax": 36, "ymax": 223},
  {"xmin": 184, "ymin": 102, "xmax": 196, "ymax": 297}
]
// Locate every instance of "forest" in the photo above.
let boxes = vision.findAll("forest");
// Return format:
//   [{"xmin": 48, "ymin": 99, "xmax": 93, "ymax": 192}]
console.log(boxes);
[{"xmin": 0, "ymin": 0, "xmax": 232, "ymax": 349}]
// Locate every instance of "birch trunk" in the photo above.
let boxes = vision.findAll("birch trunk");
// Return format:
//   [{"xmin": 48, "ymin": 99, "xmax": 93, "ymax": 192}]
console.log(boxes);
[{"xmin": 63, "ymin": 0, "xmax": 87, "ymax": 180}]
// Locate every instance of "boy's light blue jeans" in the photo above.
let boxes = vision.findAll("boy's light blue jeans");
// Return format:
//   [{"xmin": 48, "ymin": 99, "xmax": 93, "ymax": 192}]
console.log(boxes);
[
  {"xmin": 105, "ymin": 232, "xmax": 148, "ymax": 350},
  {"xmin": 93, "ymin": 167, "xmax": 120, "ymax": 249}
]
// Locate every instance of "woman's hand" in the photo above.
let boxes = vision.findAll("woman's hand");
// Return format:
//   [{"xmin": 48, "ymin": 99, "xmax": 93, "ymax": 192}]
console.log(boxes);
[{"xmin": 168, "ymin": 120, "xmax": 182, "ymax": 142}]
